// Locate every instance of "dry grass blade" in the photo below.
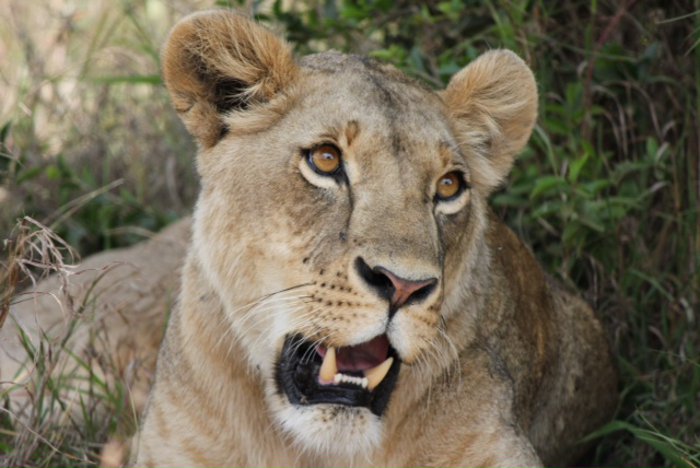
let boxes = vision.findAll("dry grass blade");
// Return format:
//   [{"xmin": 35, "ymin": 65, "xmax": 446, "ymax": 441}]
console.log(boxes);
[
  {"xmin": 0, "ymin": 229, "xmax": 25, "ymax": 330},
  {"xmin": 0, "ymin": 217, "xmax": 84, "ymax": 467},
  {"xmin": 1, "ymin": 217, "xmax": 77, "ymax": 330}
]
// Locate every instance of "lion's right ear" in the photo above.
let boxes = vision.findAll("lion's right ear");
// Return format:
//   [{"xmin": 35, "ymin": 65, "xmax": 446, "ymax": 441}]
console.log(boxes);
[{"xmin": 162, "ymin": 11, "xmax": 298, "ymax": 148}]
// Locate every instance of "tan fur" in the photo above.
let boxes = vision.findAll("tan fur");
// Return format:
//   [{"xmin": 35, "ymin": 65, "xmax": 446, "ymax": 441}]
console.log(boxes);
[
  {"xmin": 132, "ymin": 10, "xmax": 618, "ymax": 466},
  {"xmin": 1, "ymin": 9, "xmax": 617, "ymax": 467}
]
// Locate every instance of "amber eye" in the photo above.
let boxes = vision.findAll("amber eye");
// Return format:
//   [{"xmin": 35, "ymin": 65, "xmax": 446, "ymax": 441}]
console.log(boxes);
[
  {"xmin": 307, "ymin": 144, "xmax": 342, "ymax": 175},
  {"xmin": 435, "ymin": 171, "xmax": 466, "ymax": 201}
]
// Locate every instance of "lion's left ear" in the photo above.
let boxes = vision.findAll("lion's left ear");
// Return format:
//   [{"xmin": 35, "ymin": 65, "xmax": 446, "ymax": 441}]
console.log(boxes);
[{"xmin": 442, "ymin": 50, "xmax": 538, "ymax": 194}]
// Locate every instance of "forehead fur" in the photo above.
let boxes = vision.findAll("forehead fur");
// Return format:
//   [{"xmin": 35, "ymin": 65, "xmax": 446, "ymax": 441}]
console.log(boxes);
[
  {"xmin": 300, "ymin": 51, "xmax": 424, "ymax": 86},
  {"xmin": 299, "ymin": 52, "xmax": 453, "ymax": 149},
  {"xmin": 224, "ymin": 50, "xmax": 455, "ymax": 155},
  {"xmin": 299, "ymin": 51, "xmax": 438, "ymax": 112}
]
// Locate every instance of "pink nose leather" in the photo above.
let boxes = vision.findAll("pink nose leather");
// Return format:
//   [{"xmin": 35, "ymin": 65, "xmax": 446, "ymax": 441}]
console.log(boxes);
[{"xmin": 375, "ymin": 267, "xmax": 437, "ymax": 309}]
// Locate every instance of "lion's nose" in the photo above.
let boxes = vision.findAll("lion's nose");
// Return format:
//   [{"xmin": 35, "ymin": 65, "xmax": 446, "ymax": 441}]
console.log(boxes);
[{"xmin": 354, "ymin": 257, "xmax": 437, "ymax": 315}]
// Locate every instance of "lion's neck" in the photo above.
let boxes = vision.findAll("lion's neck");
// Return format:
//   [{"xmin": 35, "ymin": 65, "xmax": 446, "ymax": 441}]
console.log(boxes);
[{"xmin": 171, "ymin": 254, "xmax": 306, "ymax": 466}]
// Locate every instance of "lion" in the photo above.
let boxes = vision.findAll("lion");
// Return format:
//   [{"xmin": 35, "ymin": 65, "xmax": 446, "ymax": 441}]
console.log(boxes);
[
  {"xmin": 1, "ymin": 9, "xmax": 617, "ymax": 467},
  {"xmin": 129, "ymin": 10, "xmax": 618, "ymax": 466}
]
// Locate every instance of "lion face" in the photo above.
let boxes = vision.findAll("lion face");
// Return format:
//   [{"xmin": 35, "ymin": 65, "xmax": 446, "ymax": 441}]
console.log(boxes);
[{"xmin": 162, "ymin": 11, "xmax": 536, "ymax": 460}]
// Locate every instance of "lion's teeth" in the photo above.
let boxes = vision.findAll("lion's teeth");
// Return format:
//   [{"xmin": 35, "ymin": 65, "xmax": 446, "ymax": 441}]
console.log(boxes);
[
  {"xmin": 319, "ymin": 347, "xmax": 393, "ymax": 391},
  {"xmin": 364, "ymin": 357, "xmax": 394, "ymax": 391},
  {"xmin": 333, "ymin": 373, "xmax": 369, "ymax": 388},
  {"xmin": 319, "ymin": 347, "xmax": 337, "ymax": 383}
]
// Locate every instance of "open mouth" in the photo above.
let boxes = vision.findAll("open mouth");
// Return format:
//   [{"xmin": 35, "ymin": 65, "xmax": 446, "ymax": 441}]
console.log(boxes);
[{"xmin": 275, "ymin": 334, "xmax": 401, "ymax": 416}]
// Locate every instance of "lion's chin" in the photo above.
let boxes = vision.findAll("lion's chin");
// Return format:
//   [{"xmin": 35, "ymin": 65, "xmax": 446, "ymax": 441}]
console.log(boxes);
[
  {"xmin": 273, "ymin": 402, "xmax": 384, "ymax": 461},
  {"xmin": 267, "ymin": 333, "xmax": 399, "ymax": 460}
]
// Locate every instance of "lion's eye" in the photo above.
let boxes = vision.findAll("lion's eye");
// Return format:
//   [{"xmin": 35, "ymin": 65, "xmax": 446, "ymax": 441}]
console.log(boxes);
[
  {"xmin": 435, "ymin": 171, "xmax": 466, "ymax": 201},
  {"xmin": 307, "ymin": 144, "xmax": 342, "ymax": 175}
]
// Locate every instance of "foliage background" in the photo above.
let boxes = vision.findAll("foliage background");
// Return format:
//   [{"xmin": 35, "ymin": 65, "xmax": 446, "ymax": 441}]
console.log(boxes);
[{"xmin": 1, "ymin": 0, "xmax": 698, "ymax": 466}]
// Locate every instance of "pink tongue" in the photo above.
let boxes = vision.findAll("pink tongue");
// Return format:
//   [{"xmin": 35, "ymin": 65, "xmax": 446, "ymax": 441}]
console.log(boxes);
[{"xmin": 318, "ymin": 335, "xmax": 389, "ymax": 373}]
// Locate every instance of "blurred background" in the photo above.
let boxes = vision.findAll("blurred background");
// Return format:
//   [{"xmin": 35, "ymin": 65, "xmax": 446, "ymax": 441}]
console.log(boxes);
[{"xmin": 1, "ymin": 0, "xmax": 698, "ymax": 466}]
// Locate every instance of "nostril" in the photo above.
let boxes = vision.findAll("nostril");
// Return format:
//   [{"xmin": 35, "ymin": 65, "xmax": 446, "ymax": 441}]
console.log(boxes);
[
  {"xmin": 377, "ymin": 267, "xmax": 437, "ymax": 310},
  {"xmin": 354, "ymin": 257, "xmax": 395, "ymax": 302},
  {"xmin": 397, "ymin": 275, "xmax": 437, "ymax": 305},
  {"xmin": 354, "ymin": 257, "xmax": 438, "ymax": 311}
]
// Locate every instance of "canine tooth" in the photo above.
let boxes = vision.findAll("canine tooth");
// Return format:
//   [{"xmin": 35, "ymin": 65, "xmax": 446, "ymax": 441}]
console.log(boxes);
[
  {"xmin": 320, "ymin": 347, "xmax": 337, "ymax": 382},
  {"xmin": 365, "ymin": 357, "xmax": 394, "ymax": 391}
]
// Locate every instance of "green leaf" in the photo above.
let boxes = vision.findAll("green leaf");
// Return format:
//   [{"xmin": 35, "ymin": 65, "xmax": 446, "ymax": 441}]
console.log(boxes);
[
  {"xmin": 17, "ymin": 166, "xmax": 43, "ymax": 183},
  {"xmin": 0, "ymin": 121, "xmax": 11, "ymax": 142},
  {"xmin": 581, "ymin": 420, "xmax": 697, "ymax": 468},
  {"xmin": 532, "ymin": 201, "xmax": 564, "ymax": 218},
  {"xmin": 530, "ymin": 175, "xmax": 567, "ymax": 199},
  {"xmin": 580, "ymin": 179, "xmax": 611, "ymax": 196},
  {"xmin": 491, "ymin": 193, "xmax": 528, "ymax": 208},
  {"xmin": 562, "ymin": 221, "xmax": 581, "ymax": 245},
  {"xmin": 569, "ymin": 152, "xmax": 589, "ymax": 183},
  {"xmin": 577, "ymin": 213, "xmax": 605, "ymax": 233}
]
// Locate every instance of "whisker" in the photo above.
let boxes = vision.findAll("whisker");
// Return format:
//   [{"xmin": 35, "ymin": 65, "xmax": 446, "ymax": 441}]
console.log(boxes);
[
  {"xmin": 243, "ymin": 306, "xmax": 321, "ymax": 352},
  {"xmin": 209, "ymin": 288, "xmax": 314, "ymax": 354},
  {"xmin": 235, "ymin": 299, "xmax": 317, "ymax": 334},
  {"xmin": 233, "ymin": 295, "xmax": 312, "ymax": 331}
]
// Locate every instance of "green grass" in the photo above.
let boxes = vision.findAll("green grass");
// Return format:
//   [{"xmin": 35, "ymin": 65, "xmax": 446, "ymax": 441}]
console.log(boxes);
[{"xmin": 1, "ymin": 0, "xmax": 699, "ymax": 466}]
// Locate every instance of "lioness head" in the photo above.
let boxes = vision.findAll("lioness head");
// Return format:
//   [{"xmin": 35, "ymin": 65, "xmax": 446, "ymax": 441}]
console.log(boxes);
[{"xmin": 162, "ymin": 10, "xmax": 537, "ymax": 460}]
